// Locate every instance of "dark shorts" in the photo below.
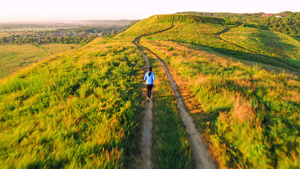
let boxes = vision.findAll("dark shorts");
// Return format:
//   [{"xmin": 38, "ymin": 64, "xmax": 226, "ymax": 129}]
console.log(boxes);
[{"xmin": 146, "ymin": 84, "xmax": 153, "ymax": 98}]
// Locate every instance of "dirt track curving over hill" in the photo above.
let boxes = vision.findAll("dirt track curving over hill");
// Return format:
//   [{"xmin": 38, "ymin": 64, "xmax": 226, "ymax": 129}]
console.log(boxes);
[
  {"xmin": 132, "ymin": 37, "xmax": 154, "ymax": 169},
  {"xmin": 132, "ymin": 18, "xmax": 217, "ymax": 169}
]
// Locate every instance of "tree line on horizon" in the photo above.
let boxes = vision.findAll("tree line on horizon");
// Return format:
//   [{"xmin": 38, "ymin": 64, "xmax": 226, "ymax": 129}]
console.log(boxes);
[{"xmin": 177, "ymin": 11, "xmax": 300, "ymax": 36}]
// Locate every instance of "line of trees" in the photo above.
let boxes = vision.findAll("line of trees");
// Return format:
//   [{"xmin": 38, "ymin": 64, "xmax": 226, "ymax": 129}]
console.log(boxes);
[
  {"xmin": 0, "ymin": 26, "xmax": 123, "ymax": 46},
  {"xmin": 227, "ymin": 12, "xmax": 300, "ymax": 36},
  {"xmin": 1, "ymin": 34, "xmax": 96, "ymax": 46}
]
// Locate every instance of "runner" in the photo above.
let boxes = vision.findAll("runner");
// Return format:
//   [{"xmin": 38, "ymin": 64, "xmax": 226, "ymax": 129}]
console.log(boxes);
[{"xmin": 144, "ymin": 67, "xmax": 155, "ymax": 101}]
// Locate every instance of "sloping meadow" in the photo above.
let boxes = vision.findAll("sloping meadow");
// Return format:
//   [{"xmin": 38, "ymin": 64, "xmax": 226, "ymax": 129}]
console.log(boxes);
[
  {"xmin": 141, "ymin": 39, "xmax": 300, "ymax": 168},
  {"xmin": 0, "ymin": 38, "xmax": 144, "ymax": 168},
  {"xmin": 220, "ymin": 25, "xmax": 300, "ymax": 69}
]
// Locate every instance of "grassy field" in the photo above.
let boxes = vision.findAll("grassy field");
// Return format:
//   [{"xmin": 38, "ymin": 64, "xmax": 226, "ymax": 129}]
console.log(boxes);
[
  {"xmin": 0, "ymin": 28, "xmax": 60, "ymax": 37},
  {"xmin": 141, "ymin": 46, "xmax": 195, "ymax": 168},
  {"xmin": 141, "ymin": 39, "xmax": 300, "ymax": 169},
  {"xmin": 0, "ymin": 37, "xmax": 145, "ymax": 168},
  {"xmin": 1, "ymin": 14, "xmax": 300, "ymax": 169},
  {"xmin": 0, "ymin": 44, "xmax": 80, "ymax": 78}
]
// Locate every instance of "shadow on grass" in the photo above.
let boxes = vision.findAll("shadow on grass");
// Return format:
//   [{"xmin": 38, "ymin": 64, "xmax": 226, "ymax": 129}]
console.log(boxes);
[
  {"xmin": 187, "ymin": 42, "xmax": 300, "ymax": 72},
  {"xmin": 292, "ymin": 36, "xmax": 300, "ymax": 43}
]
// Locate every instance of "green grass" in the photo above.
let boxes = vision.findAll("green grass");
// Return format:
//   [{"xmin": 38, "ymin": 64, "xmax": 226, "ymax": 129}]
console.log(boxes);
[
  {"xmin": 221, "ymin": 26, "xmax": 300, "ymax": 68},
  {"xmin": 0, "ymin": 37, "xmax": 144, "ymax": 168},
  {"xmin": 293, "ymin": 36, "xmax": 300, "ymax": 42},
  {"xmin": 117, "ymin": 15, "xmax": 174, "ymax": 38},
  {"xmin": 0, "ymin": 44, "xmax": 80, "ymax": 78},
  {"xmin": 141, "ymin": 47, "xmax": 194, "ymax": 169},
  {"xmin": 141, "ymin": 39, "xmax": 300, "ymax": 169}
]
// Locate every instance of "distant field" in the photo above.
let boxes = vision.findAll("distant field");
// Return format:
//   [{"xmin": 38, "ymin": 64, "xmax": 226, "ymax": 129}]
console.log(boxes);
[
  {"xmin": 0, "ymin": 32, "xmax": 22, "ymax": 38},
  {"xmin": 0, "ymin": 44, "xmax": 80, "ymax": 78},
  {"xmin": 0, "ymin": 27, "xmax": 77, "ymax": 37},
  {"xmin": 0, "ymin": 27, "xmax": 59, "ymax": 33}
]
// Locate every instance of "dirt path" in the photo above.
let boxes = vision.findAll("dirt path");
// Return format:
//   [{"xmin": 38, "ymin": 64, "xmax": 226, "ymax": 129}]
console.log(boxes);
[
  {"xmin": 140, "ymin": 42, "xmax": 217, "ymax": 169},
  {"xmin": 216, "ymin": 22, "xmax": 300, "ymax": 72},
  {"xmin": 133, "ymin": 23, "xmax": 217, "ymax": 168},
  {"xmin": 133, "ymin": 38, "xmax": 154, "ymax": 169},
  {"xmin": 131, "ymin": 18, "xmax": 174, "ymax": 169}
]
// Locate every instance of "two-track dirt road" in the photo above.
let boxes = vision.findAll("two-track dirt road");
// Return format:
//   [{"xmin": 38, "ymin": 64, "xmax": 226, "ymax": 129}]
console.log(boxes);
[{"xmin": 132, "ymin": 24, "xmax": 217, "ymax": 169}]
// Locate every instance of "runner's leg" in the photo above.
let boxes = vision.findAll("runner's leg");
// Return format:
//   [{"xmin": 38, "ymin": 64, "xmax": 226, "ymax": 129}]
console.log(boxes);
[
  {"xmin": 148, "ymin": 85, "xmax": 153, "ymax": 98},
  {"xmin": 146, "ymin": 85, "xmax": 150, "ymax": 98}
]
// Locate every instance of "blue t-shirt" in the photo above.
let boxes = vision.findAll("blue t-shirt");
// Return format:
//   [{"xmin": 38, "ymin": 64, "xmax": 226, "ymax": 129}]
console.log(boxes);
[{"xmin": 144, "ymin": 72, "xmax": 155, "ymax": 85}]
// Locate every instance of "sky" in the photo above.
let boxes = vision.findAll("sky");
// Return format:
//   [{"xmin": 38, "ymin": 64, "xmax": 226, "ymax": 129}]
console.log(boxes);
[{"xmin": 0, "ymin": 0, "xmax": 299, "ymax": 22}]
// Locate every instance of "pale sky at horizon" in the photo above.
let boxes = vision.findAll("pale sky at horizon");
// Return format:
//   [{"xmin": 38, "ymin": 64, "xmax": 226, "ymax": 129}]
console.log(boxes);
[{"xmin": 1, "ymin": 0, "xmax": 299, "ymax": 22}]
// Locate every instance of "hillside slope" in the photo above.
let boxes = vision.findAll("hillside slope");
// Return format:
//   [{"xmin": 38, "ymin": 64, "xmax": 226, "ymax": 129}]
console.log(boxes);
[
  {"xmin": 221, "ymin": 25, "xmax": 300, "ymax": 68},
  {"xmin": 0, "ymin": 37, "xmax": 144, "ymax": 168}
]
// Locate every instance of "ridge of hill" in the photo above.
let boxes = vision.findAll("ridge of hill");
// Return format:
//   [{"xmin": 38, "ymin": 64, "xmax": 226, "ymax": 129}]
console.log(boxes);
[{"xmin": 119, "ymin": 14, "xmax": 237, "ymax": 38}]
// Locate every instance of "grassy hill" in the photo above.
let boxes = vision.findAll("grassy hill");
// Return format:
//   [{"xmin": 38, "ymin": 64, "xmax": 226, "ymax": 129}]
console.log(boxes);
[
  {"xmin": 221, "ymin": 25, "xmax": 300, "ymax": 69},
  {"xmin": 127, "ymin": 14, "xmax": 300, "ymax": 168},
  {"xmin": 123, "ymin": 14, "xmax": 299, "ymax": 72},
  {"xmin": 0, "ymin": 14, "xmax": 300, "ymax": 169}
]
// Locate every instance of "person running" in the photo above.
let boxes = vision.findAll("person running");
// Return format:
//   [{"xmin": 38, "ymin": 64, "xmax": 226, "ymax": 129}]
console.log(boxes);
[{"xmin": 144, "ymin": 67, "xmax": 155, "ymax": 101}]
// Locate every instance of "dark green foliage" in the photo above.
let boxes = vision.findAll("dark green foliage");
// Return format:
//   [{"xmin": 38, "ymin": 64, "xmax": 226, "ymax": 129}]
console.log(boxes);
[{"xmin": 243, "ymin": 22, "xmax": 268, "ymax": 30}]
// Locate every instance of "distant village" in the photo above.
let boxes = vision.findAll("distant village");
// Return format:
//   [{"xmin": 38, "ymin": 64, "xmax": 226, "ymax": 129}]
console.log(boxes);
[{"xmin": 0, "ymin": 26, "xmax": 123, "ymax": 45}]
